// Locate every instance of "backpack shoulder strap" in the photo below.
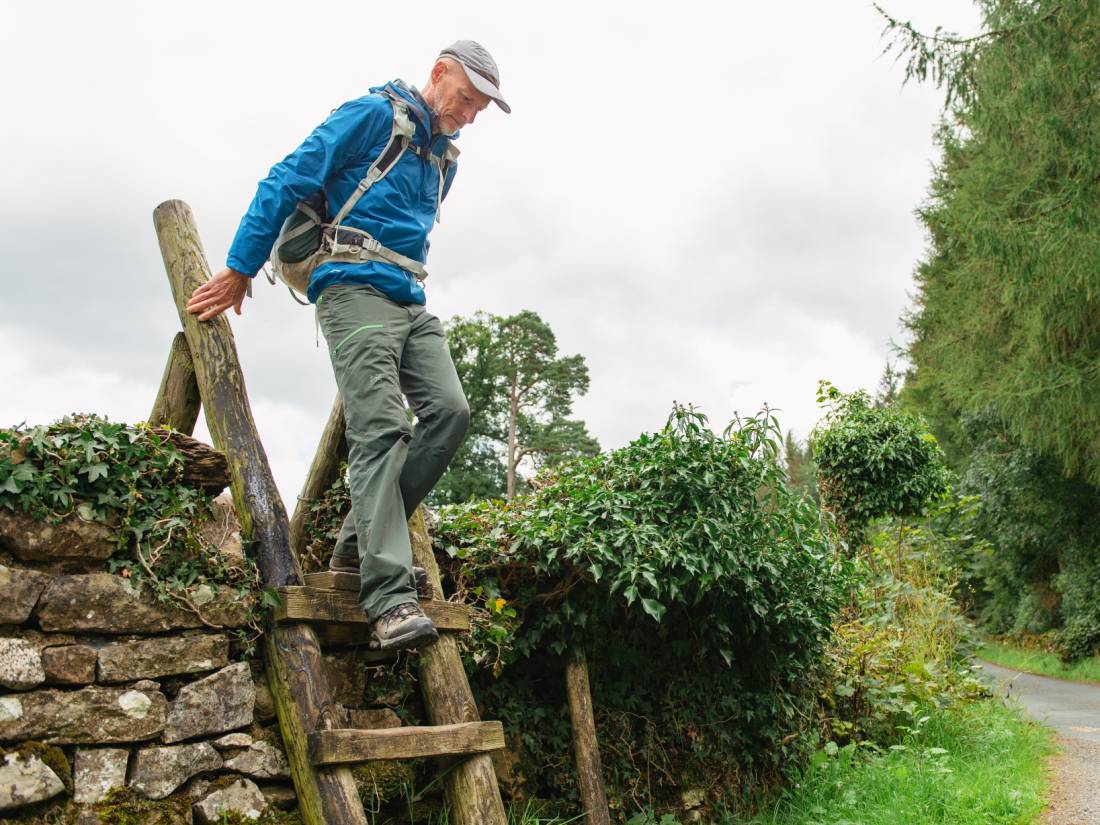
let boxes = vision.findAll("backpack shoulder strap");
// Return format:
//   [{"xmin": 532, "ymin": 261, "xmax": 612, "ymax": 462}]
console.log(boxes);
[{"xmin": 329, "ymin": 92, "xmax": 417, "ymax": 227}]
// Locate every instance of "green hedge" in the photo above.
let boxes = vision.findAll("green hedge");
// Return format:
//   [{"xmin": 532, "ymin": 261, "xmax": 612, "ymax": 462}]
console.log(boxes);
[{"xmin": 435, "ymin": 406, "xmax": 851, "ymax": 811}]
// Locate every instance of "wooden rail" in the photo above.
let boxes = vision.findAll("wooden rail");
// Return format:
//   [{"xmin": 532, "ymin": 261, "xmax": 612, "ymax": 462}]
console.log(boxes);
[
  {"xmin": 153, "ymin": 199, "xmax": 365, "ymax": 825},
  {"xmin": 289, "ymin": 393, "xmax": 347, "ymax": 562}
]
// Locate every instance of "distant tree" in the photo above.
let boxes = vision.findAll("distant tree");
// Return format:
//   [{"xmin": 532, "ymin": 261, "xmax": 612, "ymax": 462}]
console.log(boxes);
[
  {"xmin": 882, "ymin": 0, "xmax": 1100, "ymax": 661},
  {"xmin": 881, "ymin": 0, "xmax": 1100, "ymax": 485},
  {"xmin": 433, "ymin": 310, "xmax": 599, "ymax": 503},
  {"xmin": 783, "ymin": 430, "xmax": 819, "ymax": 502},
  {"xmin": 874, "ymin": 361, "xmax": 902, "ymax": 409}
]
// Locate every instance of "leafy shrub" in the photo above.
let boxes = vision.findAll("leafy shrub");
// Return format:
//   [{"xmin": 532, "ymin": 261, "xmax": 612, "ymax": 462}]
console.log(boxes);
[
  {"xmin": 812, "ymin": 383, "xmax": 950, "ymax": 547},
  {"xmin": 0, "ymin": 414, "xmax": 266, "ymax": 643},
  {"xmin": 820, "ymin": 498, "xmax": 988, "ymax": 747},
  {"xmin": 435, "ymin": 406, "xmax": 852, "ymax": 812},
  {"xmin": 952, "ymin": 416, "xmax": 1100, "ymax": 660}
]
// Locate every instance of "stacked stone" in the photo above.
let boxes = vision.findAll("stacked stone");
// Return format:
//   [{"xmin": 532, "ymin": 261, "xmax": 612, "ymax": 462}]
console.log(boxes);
[{"xmin": 0, "ymin": 508, "xmax": 293, "ymax": 823}]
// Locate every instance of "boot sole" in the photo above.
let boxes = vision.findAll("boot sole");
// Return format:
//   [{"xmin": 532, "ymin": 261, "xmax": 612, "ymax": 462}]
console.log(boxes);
[{"xmin": 369, "ymin": 620, "xmax": 439, "ymax": 652}]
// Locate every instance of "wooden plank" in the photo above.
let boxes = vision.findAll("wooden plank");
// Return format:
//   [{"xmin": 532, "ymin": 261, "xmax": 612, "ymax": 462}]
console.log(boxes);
[
  {"xmin": 566, "ymin": 649, "xmax": 611, "ymax": 825},
  {"xmin": 304, "ymin": 571, "xmax": 360, "ymax": 591},
  {"xmin": 408, "ymin": 508, "xmax": 507, "ymax": 825},
  {"xmin": 310, "ymin": 722, "xmax": 505, "ymax": 765},
  {"xmin": 289, "ymin": 394, "xmax": 347, "ymax": 563},
  {"xmin": 148, "ymin": 332, "xmax": 201, "ymax": 435},
  {"xmin": 304, "ymin": 570, "xmax": 434, "ymax": 599},
  {"xmin": 273, "ymin": 588, "xmax": 471, "ymax": 631},
  {"xmin": 154, "ymin": 200, "xmax": 364, "ymax": 825}
]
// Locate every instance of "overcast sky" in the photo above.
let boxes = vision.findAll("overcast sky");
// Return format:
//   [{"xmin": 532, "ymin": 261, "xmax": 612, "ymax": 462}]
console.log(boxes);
[{"xmin": 1, "ymin": 1, "xmax": 982, "ymax": 504}]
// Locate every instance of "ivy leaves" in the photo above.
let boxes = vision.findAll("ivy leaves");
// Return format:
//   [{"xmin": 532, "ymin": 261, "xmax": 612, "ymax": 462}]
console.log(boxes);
[
  {"xmin": 437, "ymin": 404, "xmax": 851, "ymax": 807},
  {"xmin": 437, "ymin": 403, "xmax": 845, "ymax": 667},
  {"xmin": 1, "ymin": 415, "xmax": 265, "ymax": 648}
]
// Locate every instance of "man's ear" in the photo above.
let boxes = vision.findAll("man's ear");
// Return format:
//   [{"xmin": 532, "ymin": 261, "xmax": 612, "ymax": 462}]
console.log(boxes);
[{"xmin": 430, "ymin": 59, "xmax": 448, "ymax": 84}]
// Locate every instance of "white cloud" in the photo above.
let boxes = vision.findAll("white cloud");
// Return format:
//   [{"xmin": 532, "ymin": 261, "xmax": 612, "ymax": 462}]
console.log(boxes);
[{"xmin": 2, "ymin": 0, "xmax": 983, "ymax": 500}]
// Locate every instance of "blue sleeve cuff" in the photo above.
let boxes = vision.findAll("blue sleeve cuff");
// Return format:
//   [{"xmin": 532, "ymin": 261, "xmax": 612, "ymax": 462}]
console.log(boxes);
[{"xmin": 226, "ymin": 256, "xmax": 258, "ymax": 278}]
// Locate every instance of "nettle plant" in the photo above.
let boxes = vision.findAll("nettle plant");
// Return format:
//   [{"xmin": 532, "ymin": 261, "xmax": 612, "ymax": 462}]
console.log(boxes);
[
  {"xmin": 435, "ymin": 405, "xmax": 852, "ymax": 809},
  {"xmin": 812, "ymin": 382, "xmax": 951, "ymax": 549},
  {"xmin": 0, "ymin": 414, "xmax": 267, "ymax": 645}
]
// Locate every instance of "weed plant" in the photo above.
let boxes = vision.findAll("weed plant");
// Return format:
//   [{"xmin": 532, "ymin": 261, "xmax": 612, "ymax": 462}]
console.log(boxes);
[
  {"xmin": 749, "ymin": 700, "xmax": 1052, "ymax": 825},
  {"xmin": 821, "ymin": 497, "xmax": 989, "ymax": 747}
]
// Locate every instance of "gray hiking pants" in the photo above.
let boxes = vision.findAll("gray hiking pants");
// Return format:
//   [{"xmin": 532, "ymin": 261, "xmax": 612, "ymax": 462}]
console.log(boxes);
[{"xmin": 316, "ymin": 283, "xmax": 470, "ymax": 621}]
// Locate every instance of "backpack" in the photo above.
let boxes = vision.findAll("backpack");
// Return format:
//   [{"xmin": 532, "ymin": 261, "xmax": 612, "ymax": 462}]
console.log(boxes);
[{"xmin": 268, "ymin": 90, "xmax": 459, "ymax": 302}]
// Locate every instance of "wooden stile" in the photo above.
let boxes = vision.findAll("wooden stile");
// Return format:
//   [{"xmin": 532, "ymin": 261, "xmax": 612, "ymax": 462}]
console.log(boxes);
[
  {"xmin": 153, "ymin": 199, "xmax": 507, "ymax": 825},
  {"xmin": 153, "ymin": 200, "xmax": 364, "ymax": 825}
]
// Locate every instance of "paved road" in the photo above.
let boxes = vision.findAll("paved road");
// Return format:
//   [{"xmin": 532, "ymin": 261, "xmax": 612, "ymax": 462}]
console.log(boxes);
[
  {"xmin": 976, "ymin": 659, "xmax": 1100, "ymax": 825},
  {"xmin": 976, "ymin": 659, "xmax": 1100, "ymax": 744}
]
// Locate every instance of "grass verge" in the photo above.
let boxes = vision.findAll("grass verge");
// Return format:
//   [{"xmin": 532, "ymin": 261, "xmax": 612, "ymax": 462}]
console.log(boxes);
[
  {"xmin": 977, "ymin": 640, "xmax": 1100, "ymax": 685},
  {"xmin": 748, "ymin": 699, "xmax": 1054, "ymax": 825}
]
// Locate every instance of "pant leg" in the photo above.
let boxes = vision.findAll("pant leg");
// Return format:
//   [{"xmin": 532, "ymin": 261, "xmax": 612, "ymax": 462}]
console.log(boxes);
[
  {"xmin": 316, "ymin": 285, "xmax": 418, "ymax": 621},
  {"xmin": 332, "ymin": 508, "xmax": 358, "ymax": 560},
  {"xmin": 399, "ymin": 309, "xmax": 471, "ymax": 517}
]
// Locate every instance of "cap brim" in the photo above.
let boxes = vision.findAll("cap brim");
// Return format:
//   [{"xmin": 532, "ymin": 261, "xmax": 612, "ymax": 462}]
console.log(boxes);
[{"xmin": 457, "ymin": 62, "xmax": 511, "ymax": 114}]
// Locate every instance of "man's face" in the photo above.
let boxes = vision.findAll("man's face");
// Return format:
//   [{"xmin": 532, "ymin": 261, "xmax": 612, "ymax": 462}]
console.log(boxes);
[{"xmin": 433, "ymin": 61, "xmax": 492, "ymax": 134}]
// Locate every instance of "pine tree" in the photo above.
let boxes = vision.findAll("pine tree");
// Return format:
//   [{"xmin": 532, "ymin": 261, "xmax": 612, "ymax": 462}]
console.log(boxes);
[{"xmin": 883, "ymin": 0, "xmax": 1100, "ymax": 484}]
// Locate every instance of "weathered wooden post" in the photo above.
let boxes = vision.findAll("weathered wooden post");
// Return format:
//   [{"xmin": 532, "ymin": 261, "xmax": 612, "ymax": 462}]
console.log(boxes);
[
  {"xmin": 288, "ymin": 393, "xmax": 347, "ymax": 561},
  {"xmin": 566, "ymin": 648, "xmax": 611, "ymax": 825},
  {"xmin": 148, "ymin": 331, "xmax": 201, "ymax": 434},
  {"xmin": 153, "ymin": 199, "xmax": 365, "ymax": 825},
  {"xmin": 409, "ymin": 508, "xmax": 509, "ymax": 825}
]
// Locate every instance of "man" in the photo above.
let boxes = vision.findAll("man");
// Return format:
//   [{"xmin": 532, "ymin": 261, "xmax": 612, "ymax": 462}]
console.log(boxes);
[{"xmin": 186, "ymin": 41, "xmax": 510, "ymax": 651}]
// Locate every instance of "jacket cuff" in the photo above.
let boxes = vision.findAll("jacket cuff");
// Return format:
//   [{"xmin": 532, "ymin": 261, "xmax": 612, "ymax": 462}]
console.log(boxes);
[{"xmin": 226, "ymin": 256, "xmax": 259, "ymax": 278}]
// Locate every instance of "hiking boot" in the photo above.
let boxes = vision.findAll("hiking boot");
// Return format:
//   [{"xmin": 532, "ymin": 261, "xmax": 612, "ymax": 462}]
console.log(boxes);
[
  {"xmin": 328, "ymin": 554, "xmax": 430, "ymax": 593},
  {"xmin": 369, "ymin": 601, "xmax": 438, "ymax": 651}
]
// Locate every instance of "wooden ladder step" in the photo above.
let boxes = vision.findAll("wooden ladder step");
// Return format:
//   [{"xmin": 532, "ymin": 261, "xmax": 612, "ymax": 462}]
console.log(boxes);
[
  {"xmin": 309, "ymin": 721, "xmax": 505, "ymax": 765},
  {"xmin": 304, "ymin": 570, "xmax": 365, "ymax": 591},
  {"xmin": 304, "ymin": 570, "xmax": 433, "ymax": 599},
  {"xmin": 273, "ymin": 587, "xmax": 472, "ymax": 631}
]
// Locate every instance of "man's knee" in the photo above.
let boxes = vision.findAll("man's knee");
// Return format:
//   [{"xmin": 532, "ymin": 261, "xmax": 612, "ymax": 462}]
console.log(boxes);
[{"xmin": 442, "ymin": 391, "xmax": 471, "ymax": 438}]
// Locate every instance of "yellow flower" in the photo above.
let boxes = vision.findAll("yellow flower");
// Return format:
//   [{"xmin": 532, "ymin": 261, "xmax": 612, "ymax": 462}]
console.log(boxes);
[{"xmin": 494, "ymin": 597, "xmax": 507, "ymax": 613}]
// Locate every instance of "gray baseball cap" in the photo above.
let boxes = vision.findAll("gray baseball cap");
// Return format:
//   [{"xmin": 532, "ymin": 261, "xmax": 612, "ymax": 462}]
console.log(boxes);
[{"xmin": 439, "ymin": 40, "xmax": 511, "ymax": 114}]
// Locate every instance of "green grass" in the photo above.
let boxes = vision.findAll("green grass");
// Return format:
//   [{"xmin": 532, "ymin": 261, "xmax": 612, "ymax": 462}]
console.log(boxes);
[
  {"xmin": 748, "ymin": 699, "xmax": 1054, "ymax": 825},
  {"xmin": 977, "ymin": 640, "xmax": 1100, "ymax": 685}
]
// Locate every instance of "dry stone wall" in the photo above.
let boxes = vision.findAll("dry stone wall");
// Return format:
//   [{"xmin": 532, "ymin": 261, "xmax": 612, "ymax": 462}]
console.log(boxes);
[
  {"xmin": 0, "ymin": 504, "xmax": 303, "ymax": 823},
  {"xmin": 0, "ymin": 499, "xmax": 434, "ymax": 823}
]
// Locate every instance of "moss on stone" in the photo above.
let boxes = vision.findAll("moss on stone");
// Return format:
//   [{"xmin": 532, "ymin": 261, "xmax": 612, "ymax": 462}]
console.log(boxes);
[
  {"xmin": 213, "ymin": 808, "xmax": 303, "ymax": 825},
  {"xmin": 91, "ymin": 787, "xmax": 192, "ymax": 825},
  {"xmin": 0, "ymin": 740, "xmax": 72, "ymax": 794},
  {"xmin": 352, "ymin": 759, "xmax": 415, "ymax": 807}
]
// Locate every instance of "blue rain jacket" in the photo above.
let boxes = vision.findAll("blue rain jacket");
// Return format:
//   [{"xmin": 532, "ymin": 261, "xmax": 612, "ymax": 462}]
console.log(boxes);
[{"xmin": 226, "ymin": 80, "xmax": 458, "ymax": 305}]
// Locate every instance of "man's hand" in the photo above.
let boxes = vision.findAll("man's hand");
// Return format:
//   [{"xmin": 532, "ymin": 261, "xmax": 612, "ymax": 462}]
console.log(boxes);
[{"xmin": 187, "ymin": 268, "xmax": 251, "ymax": 321}]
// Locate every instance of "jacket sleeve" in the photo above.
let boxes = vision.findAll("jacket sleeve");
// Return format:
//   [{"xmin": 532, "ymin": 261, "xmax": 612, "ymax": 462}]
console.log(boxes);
[{"xmin": 226, "ymin": 96, "xmax": 391, "ymax": 277}]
